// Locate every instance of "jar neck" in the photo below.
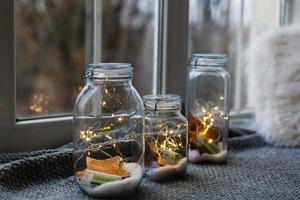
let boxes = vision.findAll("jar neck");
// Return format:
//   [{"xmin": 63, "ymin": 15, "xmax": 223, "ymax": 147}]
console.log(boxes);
[
  {"xmin": 146, "ymin": 109, "xmax": 182, "ymax": 116},
  {"xmin": 86, "ymin": 78, "xmax": 132, "ymax": 85},
  {"xmin": 189, "ymin": 54, "xmax": 228, "ymax": 70},
  {"xmin": 190, "ymin": 65, "xmax": 227, "ymax": 72}
]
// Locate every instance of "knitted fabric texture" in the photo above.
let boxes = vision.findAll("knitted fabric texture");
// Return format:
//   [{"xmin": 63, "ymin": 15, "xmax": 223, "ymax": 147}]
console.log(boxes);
[{"xmin": 0, "ymin": 132, "xmax": 299, "ymax": 200}]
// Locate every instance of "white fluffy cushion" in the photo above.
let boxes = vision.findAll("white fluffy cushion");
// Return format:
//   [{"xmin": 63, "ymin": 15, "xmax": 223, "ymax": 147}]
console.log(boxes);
[{"xmin": 247, "ymin": 25, "xmax": 300, "ymax": 147}]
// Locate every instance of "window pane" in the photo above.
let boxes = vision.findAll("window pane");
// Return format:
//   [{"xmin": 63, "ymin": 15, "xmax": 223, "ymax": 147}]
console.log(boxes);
[
  {"xmin": 189, "ymin": 0, "xmax": 242, "ymax": 109},
  {"xmin": 99, "ymin": 0, "xmax": 155, "ymax": 96},
  {"xmin": 16, "ymin": 0, "xmax": 155, "ymax": 119},
  {"xmin": 188, "ymin": 0, "xmax": 280, "ymax": 110},
  {"xmin": 16, "ymin": 0, "xmax": 88, "ymax": 119}
]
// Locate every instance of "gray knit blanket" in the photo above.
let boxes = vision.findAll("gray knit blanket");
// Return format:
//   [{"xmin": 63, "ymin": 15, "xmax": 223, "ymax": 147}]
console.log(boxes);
[{"xmin": 0, "ymin": 130, "xmax": 299, "ymax": 200}]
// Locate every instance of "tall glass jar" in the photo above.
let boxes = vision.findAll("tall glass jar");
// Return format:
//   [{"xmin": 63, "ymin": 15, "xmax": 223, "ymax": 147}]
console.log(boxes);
[
  {"xmin": 143, "ymin": 94, "xmax": 188, "ymax": 181},
  {"xmin": 73, "ymin": 63, "xmax": 144, "ymax": 198},
  {"xmin": 186, "ymin": 54, "xmax": 231, "ymax": 163}
]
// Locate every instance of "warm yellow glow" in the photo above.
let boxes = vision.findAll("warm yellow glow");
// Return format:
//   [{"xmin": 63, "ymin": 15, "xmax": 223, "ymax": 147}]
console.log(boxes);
[
  {"xmin": 78, "ymin": 86, "xmax": 83, "ymax": 91},
  {"xmin": 105, "ymin": 135, "xmax": 112, "ymax": 140},
  {"xmin": 75, "ymin": 117, "xmax": 138, "ymax": 168},
  {"xmin": 148, "ymin": 125, "xmax": 184, "ymax": 165},
  {"xmin": 117, "ymin": 117, "xmax": 123, "ymax": 123},
  {"xmin": 195, "ymin": 103, "xmax": 229, "ymax": 144},
  {"xmin": 220, "ymin": 96, "xmax": 224, "ymax": 100},
  {"xmin": 102, "ymin": 101, "xmax": 106, "ymax": 106},
  {"xmin": 80, "ymin": 130, "xmax": 95, "ymax": 142},
  {"xmin": 102, "ymin": 125, "xmax": 111, "ymax": 131},
  {"xmin": 29, "ymin": 93, "xmax": 49, "ymax": 114}
]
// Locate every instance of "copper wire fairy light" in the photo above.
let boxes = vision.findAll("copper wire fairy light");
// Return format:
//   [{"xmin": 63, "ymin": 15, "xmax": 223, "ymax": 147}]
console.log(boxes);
[
  {"xmin": 74, "ymin": 83, "xmax": 144, "ymax": 167},
  {"xmin": 188, "ymin": 98, "xmax": 229, "ymax": 157},
  {"xmin": 194, "ymin": 99, "xmax": 229, "ymax": 143},
  {"xmin": 73, "ymin": 63, "xmax": 146, "ymax": 197},
  {"xmin": 153, "ymin": 123, "xmax": 184, "ymax": 154},
  {"xmin": 145, "ymin": 96, "xmax": 187, "ymax": 166}
]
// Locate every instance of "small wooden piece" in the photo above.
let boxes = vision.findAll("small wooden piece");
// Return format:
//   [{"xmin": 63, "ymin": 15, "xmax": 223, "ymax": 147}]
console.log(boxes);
[{"xmin": 86, "ymin": 156, "xmax": 130, "ymax": 177}]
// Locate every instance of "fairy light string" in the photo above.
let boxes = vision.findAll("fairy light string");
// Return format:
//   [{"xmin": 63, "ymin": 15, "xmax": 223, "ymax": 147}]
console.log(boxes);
[
  {"xmin": 188, "ymin": 98, "xmax": 230, "ymax": 155},
  {"xmin": 146, "ymin": 122, "xmax": 186, "ymax": 166},
  {"xmin": 74, "ymin": 81, "xmax": 144, "ymax": 170},
  {"xmin": 194, "ymin": 99, "xmax": 229, "ymax": 143},
  {"xmin": 143, "ymin": 97, "xmax": 187, "ymax": 166}
]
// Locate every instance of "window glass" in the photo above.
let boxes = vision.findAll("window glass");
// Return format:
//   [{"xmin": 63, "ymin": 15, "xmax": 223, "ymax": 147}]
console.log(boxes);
[
  {"xmin": 100, "ymin": 0, "xmax": 155, "ymax": 96},
  {"xmin": 16, "ymin": 0, "xmax": 155, "ymax": 119},
  {"xmin": 189, "ymin": 0, "xmax": 244, "ymax": 109},
  {"xmin": 188, "ymin": 0, "xmax": 279, "ymax": 110}
]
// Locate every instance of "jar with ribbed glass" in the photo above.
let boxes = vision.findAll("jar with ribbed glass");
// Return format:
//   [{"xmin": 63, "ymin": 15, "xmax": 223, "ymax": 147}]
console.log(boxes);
[
  {"xmin": 144, "ymin": 94, "xmax": 188, "ymax": 181},
  {"xmin": 73, "ymin": 63, "xmax": 144, "ymax": 198},
  {"xmin": 186, "ymin": 54, "xmax": 231, "ymax": 163}
]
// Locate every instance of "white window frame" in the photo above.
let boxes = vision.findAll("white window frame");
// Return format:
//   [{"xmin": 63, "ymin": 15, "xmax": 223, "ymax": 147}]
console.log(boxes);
[
  {"xmin": 0, "ymin": 0, "xmax": 189, "ymax": 152},
  {"xmin": 0, "ymin": 0, "xmax": 74, "ymax": 152}
]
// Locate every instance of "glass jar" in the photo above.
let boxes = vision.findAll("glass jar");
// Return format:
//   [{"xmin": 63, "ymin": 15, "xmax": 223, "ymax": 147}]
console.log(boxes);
[
  {"xmin": 73, "ymin": 63, "xmax": 144, "ymax": 198},
  {"xmin": 186, "ymin": 54, "xmax": 231, "ymax": 163},
  {"xmin": 143, "ymin": 94, "xmax": 188, "ymax": 181}
]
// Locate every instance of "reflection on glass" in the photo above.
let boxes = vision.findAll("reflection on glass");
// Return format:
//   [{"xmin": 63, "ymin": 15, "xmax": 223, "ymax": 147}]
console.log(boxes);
[
  {"xmin": 15, "ymin": 0, "xmax": 88, "ymax": 118},
  {"xmin": 189, "ymin": 0, "xmax": 282, "ymax": 110},
  {"xmin": 16, "ymin": 0, "xmax": 155, "ymax": 119},
  {"xmin": 100, "ymin": 0, "xmax": 155, "ymax": 96},
  {"xmin": 189, "ymin": 0, "xmax": 247, "ymax": 109}
]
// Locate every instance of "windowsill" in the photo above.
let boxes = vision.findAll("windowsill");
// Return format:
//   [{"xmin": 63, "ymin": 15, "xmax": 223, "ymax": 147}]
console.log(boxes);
[{"xmin": 230, "ymin": 109, "xmax": 256, "ymax": 131}]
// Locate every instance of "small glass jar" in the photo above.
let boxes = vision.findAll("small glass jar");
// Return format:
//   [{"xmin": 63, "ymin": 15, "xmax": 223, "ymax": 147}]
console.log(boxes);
[
  {"xmin": 73, "ymin": 63, "xmax": 144, "ymax": 198},
  {"xmin": 186, "ymin": 54, "xmax": 231, "ymax": 163},
  {"xmin": 143, "ymin": 94, "xmax": 188, "ymax": 181}
]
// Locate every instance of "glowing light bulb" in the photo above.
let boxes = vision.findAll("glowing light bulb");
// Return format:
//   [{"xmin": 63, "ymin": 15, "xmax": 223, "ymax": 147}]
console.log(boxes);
[
  {"xmin": 117, "ymin": 117, "xmax": 123, "ymax": 123},
  {"xmin": 105, "ymin": 135, "xmax": 112, "ymax": 140}
]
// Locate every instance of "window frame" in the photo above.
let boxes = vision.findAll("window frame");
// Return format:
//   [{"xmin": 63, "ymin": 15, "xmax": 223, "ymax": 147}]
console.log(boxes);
[
  {"xmin": 0, "ymin": 0, "xmax": 190, "ymax": 152},
  {"xmin": 0, "ymin": 0, "xmax": 72, "ymax": 152},
  {"xmin": 1, "ymin": 0, "xmax": 289, "ymax": 152}
]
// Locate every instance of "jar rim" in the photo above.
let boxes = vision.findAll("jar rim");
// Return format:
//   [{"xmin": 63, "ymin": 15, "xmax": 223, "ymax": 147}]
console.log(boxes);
[
  {"xmin": 188, "ymin": 54, "xmax": 228, "ymax": 68},
  {"xmin": 143, "ymin": 94, "xmax": 182, "ymax": 111},
  {"xmin": 82, "ymin": 63, "xmax": 133, "ymax": 79}
]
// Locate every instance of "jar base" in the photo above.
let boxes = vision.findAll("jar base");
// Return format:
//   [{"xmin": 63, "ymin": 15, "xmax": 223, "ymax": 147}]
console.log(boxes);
[
  {"xmin": 147, "ymin": 158, "xmax": 187, "ymax": 182},
  {"xmin": 78, "ymin": 163, "xmax": 143, "ymax": 198},
  {"xmin": 188, "ymin": 149, "xmax": 227, "ymax": 163}
]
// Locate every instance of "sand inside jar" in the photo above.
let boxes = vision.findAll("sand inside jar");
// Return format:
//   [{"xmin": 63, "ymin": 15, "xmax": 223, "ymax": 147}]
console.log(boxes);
[
  {"xmin": 79, "ymin": 163, "xmax": 143, "ymax": 198},
  {"xmin": 149, "ymin": 158, "xmax": 187, "ymax": 181},
  {"xmin": 188, "ymin": 149, "xmax": 227, "ymax": 163}
]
